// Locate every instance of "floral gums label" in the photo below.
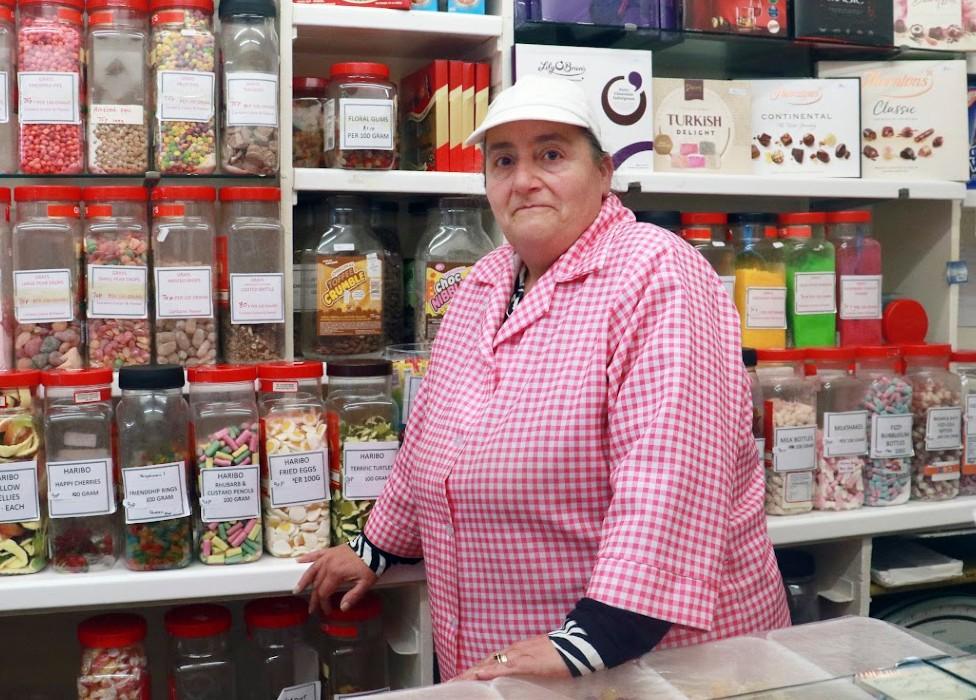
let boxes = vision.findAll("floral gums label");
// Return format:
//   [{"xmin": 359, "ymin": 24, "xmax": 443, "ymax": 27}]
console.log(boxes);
[
  {"xmin": 316, "ymin": 254, "xmax": 383, "ymax": 337},
  {"xmin": 424, "ymin": 262, "xmax": 472, "ymax": 337}
]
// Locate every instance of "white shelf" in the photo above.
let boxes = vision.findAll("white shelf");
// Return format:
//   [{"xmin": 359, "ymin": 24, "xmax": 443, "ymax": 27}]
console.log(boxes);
[
  {"xmin": 292, "ymin": 4, "xmax": 503, "ymax": 58},
  {"xmin": 965, "ymin": 189, "xmax": 976, "ymax": 208},
  {"xmin": 294, "ymin": 168, "xmax": 485, "ymax": 195}
]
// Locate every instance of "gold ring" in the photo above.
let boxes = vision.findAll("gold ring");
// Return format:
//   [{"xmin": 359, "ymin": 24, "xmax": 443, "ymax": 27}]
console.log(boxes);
[{"xmin": 493, "ymin": 652, "xmax": 509, "ymax": 665}]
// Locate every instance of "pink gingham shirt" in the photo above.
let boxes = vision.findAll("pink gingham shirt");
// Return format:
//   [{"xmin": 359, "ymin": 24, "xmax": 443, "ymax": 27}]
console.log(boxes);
[{"xmin": 364, "ymin": 195, "xmax": 790, "ymax": 679}]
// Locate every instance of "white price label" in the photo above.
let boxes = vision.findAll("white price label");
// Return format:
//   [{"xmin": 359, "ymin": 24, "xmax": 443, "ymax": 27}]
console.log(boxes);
[
  {"xmin": 155, "ymin": 266, "xmax": 213, "ymax": 319},
  {"xmin": 122, "ymin": 462, "xmax": 190, "ymax": 524},
  {"xmin": 157, "ymin": 70, "xmax": 215, "ymax": 122},
  {"xmin": 339, "ymin": 98, "xmax": 395, "ymax": 151},
  {"xmin": 199, "ymin": 465, "xmax": 260, "ymax": 522},
  {"xmin": 277, "ymin": 682, "xmax": 320, "ymax": 700},
  {"xmin": 88, "ymin": 265, "xmax": 148, "ymax": 319},
  {"xmin": 823, "ymin": 411, "xmax": 869, "ymax": 457},
  {"xmin": 402, "ymin": 374, "xmax": 425, "ymax": 426},
  {"xmin": 925, "ymin": 460, "xmax": 961, "ymax": 482},
  {"xmin": 793, "ymin": 272, "xmax": 836, "ymax": 315},
  {"xmin": 0, "ymin": 71, "xmax": 9, "ymax": 123},
  {"xmin": 720, "ymin": 276, "xmax": 735, "ymax": 299},
  {"xmin": 18, "ymin": 72, "xmax": 80, "ymax": 124},
  {"xmin": 839, "ymin": 275, "xmax": 882, "ymax": 320},
  {"xmin": 230, "ymin": 273, "xmax": 285, "ymax": 324},
  {"xmin": 342, "ymin": 441, "xmax": 399, "ymax": 500},
  {"xmin": 47, "ymin": 459, "xmax": 115, "ymax": 518},
  {"xmin": 89, "ymin": 103, "xmax": 144, "ymax": 125},
  {"xmin": 925, "ymin": 406, "xmax": 962, "ymax": 451},
  {"xmin": 755, "ymin": 437, "xmax": 765, "ymax": 469},
  {"xmin": 225, "ymin": 72, "xmax": 278, "ymax": 127},
  {"xmin": 0, "ymin": 461, "xmax": 39, "ymax": 524},
  {"xmin": 268, "ymin": 450, "xmax": 328, "ymax": 507},
  {"xmin": 324, "ymin": 98, "xmax": 336, "ymax": 152},
  {"xmin": 870, "ymin": 414, "xmax": 914, "ymax": 459},
  {"xmin": 772, "ymin": 425, "xmax": 816, "ymax": 472},
  {"xmin": 14, "ymin": 269, "xmax": 73, "ymax": 323},
  {"xmin": 745, "ymin": 287, "xmax": 787, "ymax": 329},
  {"xmin": 785, "ymin": 471, "xmax": 813, "ymax": 503}
]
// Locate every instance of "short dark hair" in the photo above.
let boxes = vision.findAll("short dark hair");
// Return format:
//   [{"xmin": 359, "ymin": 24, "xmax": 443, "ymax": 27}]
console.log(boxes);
[{"xmin": 581, "ymin": 128, "xmax": 609, "ymax": 166}]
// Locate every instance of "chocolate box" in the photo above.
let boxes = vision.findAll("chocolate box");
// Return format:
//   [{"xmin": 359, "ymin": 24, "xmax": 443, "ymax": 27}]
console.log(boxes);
[
  {"xmin": 894, "ymin": 0, "xmax": 976, "ymax": 51},
  {"xmin": 793, "ymin": 0, "xmax": 893, "ymax": 46},
  {"xmin": 683, "ymin": 0, "xmax": 787, "ymax": 37},
  {"xmin": 537, "ymin": 0, "xmax": 662, "ymax": 28}
]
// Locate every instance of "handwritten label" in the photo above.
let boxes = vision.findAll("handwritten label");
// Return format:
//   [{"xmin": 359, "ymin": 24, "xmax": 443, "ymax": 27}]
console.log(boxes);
[
  {"xmin": 47, "ymin": 459, "xmax": 115, "ymax": 518},
  {"xmin": 823, "ymin": 411, "xmax": 869, "ymax": 457},
  {"xmin": 155, "ymin": 266, "xmax": 213, "ymax": 318},
  {"xmin": 225, "ymin": 72, "xmax": 278, "ymax": 127},
  {"xmin": 839, "ymin": 275, "xmax": 882, "ymax": 320},
  {"xmin": 157, "ymin": 70, "xmax": 215, "ymax": 122},
  {"xmin": 199, "ymin": 465, "xmax": 260, "ymax": 522},
  {"xmin": 870, "ymin": 414, "xmax": 914, "ymax": 459},
  {"xmin": 122, "ymin": 462, "xmax": 190, "ymax": 524},
  {"xmin": 793, "ymin": 272, "xmax": 836, "ymax": 315},
  {"xmin": 339, "ymin": 98, "xmax": 394, "ymax": 151},
  {"xmin": 785, "ymin": 471, "xmax": 813, "ymax": 503},
  {"xmin": 19, "ymin": 72, "xmax": 80, "ymax": 124},
  {"xmin": 268, "ymin": 450, "xmax": 328, "ymax": 507},
  {"xmin": 925, "ymin": 406, "xmax": 962, "ymax": 451},
  {"xmin": 230, "ymin": 273, "xmax": 285, "ymax": 324},
  {"xmin": 0, "ymin": 461, "xmax": 39, "ymax": 523},
  {"xmin": 746, "ymin": 287, "xmax": 787, "ymax": 329},
  {"xmin": 88, "ymin": 265, "xmax": 148, "ymax": 318},
  {"xmin": 90, "ymin": 103, "xmax": 144, "ymax": 125},
  {"xmin": 14, "ymin": 269, "xmax": 73, "ymax": 323},
  {"xmin": 343, "ymin": 441, "xmax": 399, "ymax": 500}
]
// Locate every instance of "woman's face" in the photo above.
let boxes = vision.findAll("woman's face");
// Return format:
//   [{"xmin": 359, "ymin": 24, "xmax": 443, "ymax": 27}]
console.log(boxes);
[{"xmin": 484, "ymin": 120, "xmax": 612, "ymax": 268}]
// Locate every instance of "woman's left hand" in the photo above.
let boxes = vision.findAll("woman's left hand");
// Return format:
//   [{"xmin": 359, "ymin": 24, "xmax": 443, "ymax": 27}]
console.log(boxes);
[{"xmin": 454, "ymin": 635, "xmax": 571, "ymax": 682}]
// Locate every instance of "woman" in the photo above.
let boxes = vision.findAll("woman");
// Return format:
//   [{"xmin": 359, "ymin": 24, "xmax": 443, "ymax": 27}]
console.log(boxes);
[{"xmin": 296, "ymin": 75, "xmax": 790, "ymax": 682}]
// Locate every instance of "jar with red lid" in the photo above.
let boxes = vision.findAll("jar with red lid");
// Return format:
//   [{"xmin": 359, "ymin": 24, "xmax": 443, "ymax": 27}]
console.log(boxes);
[
  {"xmin": 218, "ymin": 187, "xmax": 286, "ymax": 364},
  {"xmin": 0, "ymin": 0, "xmax": 15, "ymax": 173},
  {"xmin": 827, "ymin": 210, "xmax": 883, "ymax": 348},
  {"xmin": 883, "ymin": 298, "xmax": 928, "ymax": 345},
  {"xmin": 83, "ymin": 186, "xmax": 151, "ymax": 368},
  {"xmin": 86, "ymin": 0, "xmax": 149, "ymax": 174},
  {"xmin": 77, "ymin": 613, "xmax": 150, "ymax": 700},
  {"xmin": 951, "ymin": 350, "xmax": 976, "ymax": 496},
  {"xmin": 780, "ymin": 212, "xmax": 835, "ymax": 348},
  {"xmin": 42, "ymin": 367, "xmax": 118, "ymax": 573},
  {"xmin": 319, "ymin": 592, "xmax": 389, "ymax": 699},
  {"xmin": 680, "ymin": 212, "xmax": 735, "ymax": 299},
  {"xmin": 151, "ymin": 186, "xmax": 218, "ymax": 367},
  {"xmin": 293, "ymin": 76, "xmax": 326, "ymax": 168},
  {"xmin": 17, "ymin": 0, "xmax": 85, "ymax": 174},
  {"xmin": 243, "ymin": 596, "xmax": 320, "ymax": 698},
  {"xmin": 0, "ymin": 369, "xmax": 45, "ymax": 575},
  {"xmin": 149, "ymin": 0, "xmax": 216, "ymax": 174},
  {"xmin": 325, "ymin": 62, "xmax": 397, "ymax": 170},
  {"xmin": 0, "ymin": 188, "xmax": 12, "ymax": 369},
  {"xmin": 12, "ymin": 186, "xmax": 84, "ymax": 371},
  {"xmin": 166, "ymin": 603, "xmax": 238, "ymax": 699}
]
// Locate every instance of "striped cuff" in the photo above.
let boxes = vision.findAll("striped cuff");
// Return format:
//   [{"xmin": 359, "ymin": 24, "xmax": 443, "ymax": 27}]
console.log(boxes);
[
  {"xmin": 348, "ymin": 532, "xmax": 423, "ymax": 577},
  {"xmin": 549, "ymin": 617, "xmax": 605, "ymax": 676}
]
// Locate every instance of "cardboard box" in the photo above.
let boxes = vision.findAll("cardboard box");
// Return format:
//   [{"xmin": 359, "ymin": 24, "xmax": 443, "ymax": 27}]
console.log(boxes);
[
  {"xmin": 969, "ymin": 76, "xmax": 976, "ymax": 188},
  {"xmin": 448, "ymin": 61, "xmax": 463, "ymax": 171},
  {"xmin": 683, "ymin": 0, "xmax": 787, "ymax": 37},
  {"xmin": 751, "ymin": 78, "xmax": 861, "ymax": 178},
  {"xmin": 894, "ymin": 0, "xmax": 976, "ymax": 51},
  {"xmin": 473, "ymin": 63, "xmax": 489, "ymax": 171},
  {"xmin": 461, "ymin": 63, "xmax": 476, "ymax": 171},
  {"xmin": 537, "ymin": 0, "xmax": 658, "ymax": 28},
  {"xmin": 410, "ymin": 0, "xmax": 438, "ymax": 9},
  {"xmin": 792, "ymin": 0, "xmax": 893, "ymax": 46},
  {"xmin": 447, "ymin": 0, "xmax": 484, "ymax": 13},
  {"xmin": 514, "ymin": 43, "xmax": 654, "ymax": 173},
  {"xmin": 652, "ymin": 77, "xmax": 752, "ymax": 175},
  {"xmin": 400, "ymin": 60, "xmax": 450, "ymax": 172},
  {"xmin": 818, "ymin": 60, "xmax": 969, "ymax": 181},
  {"xmin": 328, "ymin": 0, "xmax": 411, "ymax": 7}
]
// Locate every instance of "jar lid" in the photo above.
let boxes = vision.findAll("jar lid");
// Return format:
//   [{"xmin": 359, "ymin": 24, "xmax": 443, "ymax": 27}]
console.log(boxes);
[
  {"xmin": 778, "ymin": 212, "xmax": 826, "ymax": 226},
  {"xmin": 856, "ymin": 345, "xmax": 900, "ymax": 360},
  {"xmin": 951, "ymin": 351, "xmax": 976, "ymax": 363},
  {"xmin": 165, "ymin": 604, "xmax": 232, "ymax": 638},
  {"xmin": 322, "ymin": 623, "xmax": 359, "ymax": 639},
  {"xmin": 0, "ymin": 370, "xmax": 41, "ymax": 389},
  {"xmin": 187, "ymin": 364, "xmax": 257, "ymax": 384},
  {"xmin": 219, "ymin": 186, "xmax": 280, "ymax": 202},
  {"xmin": 742, "ymin": 348, "xmax": 757, "ymax": 368},
  {"xmin": 150, "ymin": 0, "xmax": 211, "ymax": 12},
  {"xmin": 293, "ymin": 76, "xmax": 328, "ymax": 92},
  {"xmin": 83, "ymin": 186, "xmax": 148, "ymax": 202},
  {"xmin": 825, "ymin": 210, "xmax": 871, "ymax": 224},
  {"xmin": 805, "ymin": 347, "xmax": 856, "ymax": 362},
  {"xmin": 218, "ymin": 0, "xmax": 273, "ymax": 18},
  {"xmin": 326, "ymin": 359, "xmax": 393, "ymax": 378},
  {"xmin": 680, "ymin": 212, "xmax": 726, "ymax": 226},
  {"xmin": 118, "ymin": 365, "xmax": 184, "ymax": 390},
  {"xmin": 0, "ymin": 188, "xmax": 10, "ymax": 204},
  {"xmin": 152, "ymin": 186, "xmax": 216, "ymax": 202},
  {"xmin": 901, "ymin": 343, "xmax": 951, "ymax": 358},
  {"xmin": 728, "ymin": 212, "xmax": 776, "ymax": 225},
  {"xmin": 681, "ymin": 227, "xmax": 713, "ymax": 241},
  {"xmin": 883, "ymin": 299, "xmax": 928, "ymax": 345},
  {"xmin": 775, "ymin": 549, "xmax": 815, "ymax": 582},
  {"xmin": 14, "ymin": 186, "xmax": 82, "ymax": 202},
  {"xmin": 87, "ymin": 0, "xmax": 148, "ymax": 11},
  {"xmin": 757, "ymin": 348, "xmax": 805, "ymax": 362},
  {"xmin": 244, "ymin": 596, "xmax": 309, "ymax": 630},
  {"xmin": 634, "ymin": 211, "xmax": 680, "ymax": 230},
  {"xmin": 20, "ymin": 0, "xmax": 84, "ymax": 10},
  {"xmin": 330, "ymin": 62, "xmax": 390, "ymax": 80},
  {"xmin": 41, "ymin": 368, "xmax": 113, "ymax": 387},
  {"xmin": 321, "ymin": 592, "xmax": 382, "ymax": 625},
  {"xmin": 258, "ymin": 361, "xmax": 323, "ymax": 381},
  {"xmin": 78, "ymin": 613, "xmax": 147, "ymax": 649}
]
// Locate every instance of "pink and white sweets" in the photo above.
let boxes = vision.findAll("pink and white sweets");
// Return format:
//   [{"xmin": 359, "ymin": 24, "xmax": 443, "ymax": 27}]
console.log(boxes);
[{"xmin": 76, "ymin": 614, "xmax": 149, "ymax": 700}]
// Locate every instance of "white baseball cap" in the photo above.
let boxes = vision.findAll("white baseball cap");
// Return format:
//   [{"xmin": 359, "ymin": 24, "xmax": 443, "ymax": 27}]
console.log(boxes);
[{"xmin": 464, "ymin": 74, "xmax": 604, "ymax": 148}]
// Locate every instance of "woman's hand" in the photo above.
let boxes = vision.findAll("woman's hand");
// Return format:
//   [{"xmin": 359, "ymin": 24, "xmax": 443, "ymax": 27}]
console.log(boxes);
[
  {"xmin": 454, "ymin": 635, "xmax": 571, "ymax": 682},
  {"xmin": 294, "ymin": 545, "xmax": 378, "ymax": 615}
]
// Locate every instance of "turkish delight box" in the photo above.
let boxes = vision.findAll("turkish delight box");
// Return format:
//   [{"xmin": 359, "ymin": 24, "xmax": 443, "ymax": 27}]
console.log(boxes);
[
  {"xmin": 446, "ymin": 0, "xmax": 484, "ymax": 13},
  {"xmin": 793, "ymin": 0, "xmax": 893, "ymax": 46},
  {"xmin": 894, "ymin": 0, "xmax": 976, "ymax": 52},
  {"xmin": 683, "ymin": 0, "xmax": 788, "ymax": 37},
  {"xmin": 818, "ymin": 60, "xmax": 969, "ymax": 181},
  {"xmin": 652, "ymin": 78, "xmax": 752, "ymax": 175},
  {"xmin": 751, "ymin": 78, "xmax": 861, "ymax": 178}
]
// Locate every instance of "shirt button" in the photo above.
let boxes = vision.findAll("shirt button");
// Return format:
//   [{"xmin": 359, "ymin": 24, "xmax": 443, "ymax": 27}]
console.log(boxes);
[
  {"xmin": 449, "ymin": 617, "xmax": 458, "ymax": 629},
  {"xmin": 444, "ymin": 524, "xmax": 453, "ymax": 538}
]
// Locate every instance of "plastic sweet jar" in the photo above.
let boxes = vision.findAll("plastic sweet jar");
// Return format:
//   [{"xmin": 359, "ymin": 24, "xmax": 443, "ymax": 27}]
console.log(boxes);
[
  {"xmin": 83, "ymin": 186, "xmax": 151, "ymax": 368},
  {"xmin": 324, "ymin": 62, "xmax": 397, "ymax": 170},
  {"xmin": 635, "ymin": 210, "xmax": 681, "ymax": 234},
  {"xmin": 77, "ymin": 613, "xmax": 150, "ymax": 700},
  {"xmin": 827, "ymin": 210, "xmax": 883, "ymax": 348},
  {"xmin": 775, "ymin": 549, "xmax": 818, "ymax": 625},
  {"xmin": 292, "ymin": 199, "xmax": 320, "ymax": 352},
  {"xmin": 42, "ymin": 368, "xmax": 118, "ymax": 573},
  {"xmin": 187, "ymin": 364, "xmax": 262, "ymax": 565},
  {"xmin": 86, "ymin": 0, "xmax": 149, "ymax": 175},
  {"xmin": 411, "ymin": 197, "xmax": 494, "ymax": 343},
  {"xmin": 0, "ymin": 370, "xmax": 45, "ymax": 575},
  {"xmin": 12, "ymin": 186, "xmax": 84, "ymax": 371},
  {"xmin": 149, "ymin": 0, "xmax": 216, "ymax": 174},
  {"xmin": 883, "ymin": 298, "xmax": 928, "ymax": 345},
  {"xmin": 904, "ymin": 344, "xmax": 962, "ymax": 502},
  {"xmin": 0, "ymin": 188, "xmax": 12, "ymax": 369},
  {"xmin": 17, "ymin": 0, "xmax": 85, "ymax": 174},
  {"xmin": 319, "ymin": 592, "xmax": 390, "ymax": 699},
  {"xmin": 326, "ymin": 360, "xmax": 400, "ymax": 545},
  {"xmin": 116, "ymin": 364, "xmax": 192, "ymax": 571},
  {"xmin": 731, "ymin": 212, "xmax": 786, "ymax": 350},
  {"xmin": 386, "ymin": 343, "xmax": 431, "ymax": 432},
  {"xmin": 219, "ymin": 0, "xmax": 278, "ymax": 175},
  {"xmin": 369, "ymin": 201, "xmax": 405, "ymax": 344},
  {"xmin": 243, "ymin": 596, "xmax": 319, "ymax": 699},
  {"xmin": 0, "ymin": 0, "xmax": 15, "ymax": 174},
  {"xmin": 806, "ymin": 348, "xmax": 867, "ymax": 511},
  {"xmin": 743, "ymin": 348, "xmax": 763, "ymax": 469},
  {"xmin": 680, "ymin": 212, "xmax": 735, "ymax": 300},
  {"xmin": 218, "ymin": 187, "xmax": 285, "ymax": 363},
  {"xmin": 257, "ymin": 361, "xmax": 330, "ymax": 558},
  {"xmin": 293, "ymin": 76, "xmax": 327, "ymax": 168},
  {"xmin": 165, "ymin": 603, "xmax": 238, "ymax": 699},
  {"xmin": 756, "ymin": 349, "xmax": 817, "ymax": 516},
  {"xmin": 952, "ymin": 350, "xmax": 976, "ymax": 496},
  {"xmin": 779, "ymin": 212, "xmax": 835, "ymax": 349},
  {"xmin": 856, "ymin": 345, "xmax": 913, "ymax": 507},
  {"xmin": 151, "ymin": 186, "xmax": 218, "ymax": 367}
]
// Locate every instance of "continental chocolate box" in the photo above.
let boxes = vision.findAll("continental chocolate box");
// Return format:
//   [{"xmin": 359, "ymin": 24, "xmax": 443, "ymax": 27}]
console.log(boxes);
[
  {"xmin": 751, "ymin": 78, "xmax": 861, "ymax": 178},
  {"xmin": 818, "ymin": 60, "xmax": 969, "ymax": 181},
  {"xmin": 652, "ymin": 78, "xmax": 752, "ymax": 175},
  {"xmin": 683, "ymin": 0, "xmax": 787, "ymax": 37},
  {"xmin": 894, "ymin": 0, "xmax": 976, "ymax": 51},
  {"xmin": 793, "ymin": 0, "xmax": 893, "ymax": 47}
]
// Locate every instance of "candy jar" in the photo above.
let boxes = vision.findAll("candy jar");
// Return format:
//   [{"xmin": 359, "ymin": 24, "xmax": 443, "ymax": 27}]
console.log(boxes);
[
  {"xmin": 780, "ymin": 212, "xmax": 836, "ymax": 348},
  {"xmin": 292, "ymin": 199, "xmax": 321, "ymax": 353},
  {"xmin": 0, "ymin": 0, "xmax": 15, "ymax": 173},
  {"xmin": 149, "ymin": 0, "xmax": 216, "ymax": 174},
  {"xmin": 219, "ymin": 0, "xmax": 278, "ymax": 175},
  {"xmin": 42, "ymin": 368, "xmax": 118, "ymax": 573},
  {"xmin": 731, "ymin": 213, "xmax": 786, "ymax": 349},
  {"xmin": 743, "ymin": 348, "xmax": 763, "ymax": 469},
  {"xmin": 952, "ymin": 350, "xmax": 976, "ymax": 496},
  {"xmin": 326, "ymin": 360, "xmax": 399, "ymax": 544},
  {"xmin": 324, "ymin": 62, "xmax": 397, "ymax": 170},
  {"xmin": 0, "ymin": 370, "xmax": 45, "ymax": 574},
  {"xmin": 77, "ymin": 613, "xmax": 150, "ymax": 700},
  {"xmin": 680, "ymin": 212, "xmax": 735, "ymax": 300},
  {"xmin": 828, "ymin": 210, "xmax": 883, "ymax": 347},
  {"xmin": 116, "ymin": 364, "xmax": 192, "ymax": 571},
  {"xmin": 319, "ymin": 593, "xmax": 390, "ymax": 699},
  {"xmin": 857, "ymin": 346, "xmax": 913, "ymax": 507},
  {"xmin": 165, "ymin": 604, "xmax": 238, "ymax": 699},
  {"xmin": 242, "ymin": 597, "xmax": 320, "ymax": 700},
  {"xmin": 635, "ymin": 210, "xmax": 681, "ymax": 233},
  {"xmin": 83, "ymin": 186, "xmax": 151, "ymax": 368},
  {"xmin": 293, "ymin": 76, "xmax": 326, "ymax": 168},
  {"xmin": 151, "ymin": 186, "xmax": 218, "ymax": 367},
  {"xmin": 369, "ymin": 201, "xmax": 405, "ymax": 344},
  {"xmin": 386, "ymin": 343, "xmax": 430, "ymax": 431},
  {"xmin": 904, "ymin": 344, "xmax": 962, "ymax": 502},
  {"xmin": 218, "ymin": 187, "xmax": 285, "ymax": 363},
  {"xmin": 0, "ymin": 188, "xmax": 11, "ymax": 369},
  {"xmin": 411, "ymin": 197, "xmax": 494, "ymax": 343},
  {"xmin": 756, "ymin": 349, "xmax": 816, "ymax": 516},
  {"xmin": 806, "ymin": 348, "xmax": 867, "ymax": 511},
  {"xmin": 17, "ymin": 0, "xmax": 85, "ymax": 174},
  {"xmin": 258, "ymin": 360, "xmax": 330, "ymax": 557},
  {"xmin": 86, "ymin": 0, "xmax": 149, "ymax": 174},
  {"xmin": 187, "ymin": 364, "xmax": 262, "ymax": 565}
]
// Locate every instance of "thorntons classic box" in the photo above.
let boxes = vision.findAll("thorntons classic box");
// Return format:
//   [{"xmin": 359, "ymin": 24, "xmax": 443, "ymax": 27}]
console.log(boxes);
[
  {"xmin": 793, "ymin": 0, "xmax": 893, "ymax": 47},
  {"xmin": 514, "ymin": 44, "xmax": 654, "ymax": 172},
  {"xmin": 751, "ymin": 78, "xmax": 861, "ymax": 178},
  {"xmin": 652, "ymin": 78, "xmax": 752, "ymax": 174},
  {"xmin": 894, "ymin": 0, "xmax": 976, "ymax": 51},
  {"xmin": 683, "ymin": 0, "xmax": 787, "ymax": 37},
  {"xmin": 818, "ymin": 60, "xmax": 969, "ymax": 181}
]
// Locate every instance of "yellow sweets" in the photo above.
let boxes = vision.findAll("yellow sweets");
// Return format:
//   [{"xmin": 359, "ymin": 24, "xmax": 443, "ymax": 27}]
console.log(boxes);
[{"xmin": 735, "ymin": 264, "xmax": 787, "ymax": 349}]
